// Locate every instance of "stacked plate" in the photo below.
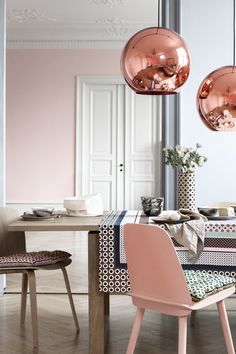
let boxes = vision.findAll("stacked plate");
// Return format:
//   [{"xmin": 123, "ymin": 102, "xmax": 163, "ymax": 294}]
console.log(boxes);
[
  {"xmin": 198, "ymin": 204, "xmax": 236, "ymax": 220},
  {"xmin": 21, "ymin": 208, "xmax": 61, "ymax": 221},
  {"xmin": 152, "ymin": 210, "xmax": 190, "ymax": 224}
]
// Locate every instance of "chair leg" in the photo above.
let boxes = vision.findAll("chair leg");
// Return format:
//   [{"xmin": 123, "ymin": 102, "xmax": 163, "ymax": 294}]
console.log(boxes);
[
  {"xmin": 20, "ymin": 272, "xmax": 28, "ymax": 324},
  {"xmin": 27, "ymin": 270, "xmax": 38, "ymax": 349},
  {"xmin": 126, "ymin": 307, "xmax": 144, "ymax": 354},
  {"xmin": 178, "ymin": 316, "xmax": 187, "ymax": 354},
  {"xmin": 217, "ymin": 300, "xmax": 235, "ymax": 354},
  {"xmin": 60, "ymin": 266, "xmax": 80, "ymax": 332}
]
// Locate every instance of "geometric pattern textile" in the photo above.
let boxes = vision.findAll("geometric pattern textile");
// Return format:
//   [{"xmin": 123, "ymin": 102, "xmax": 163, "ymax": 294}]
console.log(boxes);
[
  {"xmin": 99, "ymin": 210, "xmax": 236, "ymax": 293},
  {"xmin": 184, "ymin": 269, "xmax": 235, "ymax": 302},
  {"xmin": 0, "ymin": 250, "xmax": 71, "ymax": 267}
]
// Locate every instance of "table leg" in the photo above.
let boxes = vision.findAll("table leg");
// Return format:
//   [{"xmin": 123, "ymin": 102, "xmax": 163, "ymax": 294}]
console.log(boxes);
[{"xmin": 88, "ymin": 231, "xmax": 110, "ymax": 354}]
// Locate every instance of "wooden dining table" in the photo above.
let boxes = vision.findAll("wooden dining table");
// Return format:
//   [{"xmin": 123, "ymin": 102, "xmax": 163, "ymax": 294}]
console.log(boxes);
[
  {"xmin": 7, "ymin": 212, "xmax": 236, "ymax": 354},
  {"xmin": 8, "ymin": 214, "xmax": 108, "ymax": 354}
]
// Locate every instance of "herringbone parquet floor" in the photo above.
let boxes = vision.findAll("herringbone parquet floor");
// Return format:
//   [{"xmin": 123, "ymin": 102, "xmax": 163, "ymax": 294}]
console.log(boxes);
[{"xmin": 0, "ymin": 232, "xmax": 235, "ymax": 354}]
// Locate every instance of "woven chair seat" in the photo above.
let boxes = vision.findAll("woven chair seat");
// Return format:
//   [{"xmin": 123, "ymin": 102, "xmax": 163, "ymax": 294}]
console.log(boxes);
[
  {"xmin": 0, "ymin": 250, "xmax": 71, "ymax": 267},
  {"xmin": 184, "ymin": 270, "xmax": 235, "ymax": 302}
]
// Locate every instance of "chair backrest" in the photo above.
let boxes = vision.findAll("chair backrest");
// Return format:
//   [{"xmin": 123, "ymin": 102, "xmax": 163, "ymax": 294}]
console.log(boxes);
[
  {"xmin": 0, "ymin": 207, "xmax": 26, "ymax": 257},
  {"xmin": 124, "ymin": 223, "xmax": 192, "ymax": 306}
]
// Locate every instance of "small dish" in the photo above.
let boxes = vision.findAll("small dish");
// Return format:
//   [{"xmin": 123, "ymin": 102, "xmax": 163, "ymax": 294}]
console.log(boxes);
[
  {"xmin": 151, "ymin": 215, "xmax": 190, "ymax": 224},
  {"xmin": 21, "ymin": 214, "xmax": 55, "ymax": 221},
  {"xmin": 32, "ymin": 208, "xmax": 54, "ymax": 217}
]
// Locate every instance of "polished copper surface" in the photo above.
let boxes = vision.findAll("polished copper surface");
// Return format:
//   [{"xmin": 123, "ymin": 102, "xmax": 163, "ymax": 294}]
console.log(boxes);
[
  {"xmin": 120, "ymin": 27, "xmax": 191, "ymax": 95},
  {"xmin": 197, "ymin": 66, "xmax": 236, "ymax": 131}
]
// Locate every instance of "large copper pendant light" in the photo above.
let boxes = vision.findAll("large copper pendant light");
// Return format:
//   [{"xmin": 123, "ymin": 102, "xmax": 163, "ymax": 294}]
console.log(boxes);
[
  {"xmin": 197, "ymin": 0, "xmax": 236, "ymax": 131},
  {"xmin": 120, "ymin": 0, "xmax": 191, "ymax": 95}
]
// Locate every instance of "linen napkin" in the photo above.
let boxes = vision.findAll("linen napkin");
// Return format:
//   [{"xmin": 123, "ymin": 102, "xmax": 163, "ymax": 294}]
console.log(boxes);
[{"xmin": 164, "ymin": 209, "xmax": 208, "ymax": 263}]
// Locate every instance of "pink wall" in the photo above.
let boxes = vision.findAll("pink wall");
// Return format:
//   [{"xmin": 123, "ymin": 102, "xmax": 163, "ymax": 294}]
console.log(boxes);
[{"xmin": 6, "ymin": 48, "xmax": 121, "ymax": 202}]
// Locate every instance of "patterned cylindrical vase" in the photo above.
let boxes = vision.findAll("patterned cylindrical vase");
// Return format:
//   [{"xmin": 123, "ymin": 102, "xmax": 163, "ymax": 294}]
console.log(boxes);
[{"xmin": 177, "ymin": 172, "xmax": 196, "ymax": 210}]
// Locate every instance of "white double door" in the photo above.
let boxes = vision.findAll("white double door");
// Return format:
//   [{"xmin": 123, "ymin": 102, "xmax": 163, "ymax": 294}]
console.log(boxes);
[{"xmin": 77, "ymin": 76, "xmax": 162, "ymax": 210}]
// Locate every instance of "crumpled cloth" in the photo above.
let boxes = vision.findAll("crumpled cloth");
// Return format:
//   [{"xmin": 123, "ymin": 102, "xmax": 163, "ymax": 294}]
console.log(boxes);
[{"xmin": 164, "ymin": 209, "xmax": 208, "ymax": 263}]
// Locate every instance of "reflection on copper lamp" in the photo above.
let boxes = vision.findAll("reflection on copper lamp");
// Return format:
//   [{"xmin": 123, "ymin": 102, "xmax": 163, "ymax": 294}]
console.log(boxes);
[
  {"xmin": 197, "ymin": 0, "xmax": 236, "ymax": 131},
  {"xmin": 120, "ymin": 0, "xmax": 191, "ymax": 95}
]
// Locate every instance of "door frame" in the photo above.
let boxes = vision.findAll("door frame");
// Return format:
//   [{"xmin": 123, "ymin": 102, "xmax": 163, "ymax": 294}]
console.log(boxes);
[{"xmin": 76, "ymin": 74, "xmax": 180, "ymax": 208}]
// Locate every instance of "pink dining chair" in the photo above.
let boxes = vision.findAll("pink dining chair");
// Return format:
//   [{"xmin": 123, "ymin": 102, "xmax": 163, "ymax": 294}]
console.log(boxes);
[
  {"xmin": 0, "ymin": 207, "xmax": 79, "ymax": 348},
  {"xmin": 123, "ymin": 223, "xmax": 235, "ymax": 354}
]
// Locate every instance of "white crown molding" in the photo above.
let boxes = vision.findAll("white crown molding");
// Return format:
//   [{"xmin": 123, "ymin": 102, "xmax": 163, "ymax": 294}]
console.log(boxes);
[
  {"xmin": 6, "ymin": 39, "xmax": 126, "ymax": 49},
  {"xmin": 6, "ymin": 22, "xmax": 143, "ymax": 40},
  {"xmin": 6, "ymin": 18, "xmax": 156, "ymax": 48},
  {"xmin": 6, "ymin": 21, "xmax": 154, "ymax": 49}
]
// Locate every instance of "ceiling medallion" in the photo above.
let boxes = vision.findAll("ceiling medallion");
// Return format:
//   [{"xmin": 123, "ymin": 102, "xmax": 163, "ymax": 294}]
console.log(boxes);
[
  {"xmin": 92, "ymin": 0, "xmax": 124, "ymax": 8},
  {"xmin": 7, "ymin": 9, "xmax": 56, "ymax": 24}
]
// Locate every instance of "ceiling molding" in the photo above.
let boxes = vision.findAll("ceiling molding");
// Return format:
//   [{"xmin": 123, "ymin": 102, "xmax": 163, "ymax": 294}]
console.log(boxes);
[
  {"xmin": 6, "ymin": 0, "xmax": 158, "ymax": 48},
  {"xmin": 6, "ymin": 39, "xmax": 126, "ymax": 49},
  {"xmin": 6, "ymin": 22, "xmax": 153, "ymax": 47}
]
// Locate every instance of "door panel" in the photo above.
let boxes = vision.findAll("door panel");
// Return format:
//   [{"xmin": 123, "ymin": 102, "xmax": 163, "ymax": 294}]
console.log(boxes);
[
  {"xmin": 77, "ymin": 77, "xmax": 162, "ymax": 211},
  {"xmin": 124, "ymin": 88, "xmax": 160, "ymax": 209},
  {"xmin": 90, "ymin": 89, "xmax": 113, "ymax": 154},
  {"xmin": 91, "ymin": 181, "xmax": 112, "ymax": 210},
  {"xmin": 79, "ymin": 82, "xmax": 119, "ymax": 210}
]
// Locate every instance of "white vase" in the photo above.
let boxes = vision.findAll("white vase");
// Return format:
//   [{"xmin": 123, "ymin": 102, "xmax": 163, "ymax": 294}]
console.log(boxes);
[{"xmin": 177, "ymin": 172, "xmax": 196, "ymax": 211}]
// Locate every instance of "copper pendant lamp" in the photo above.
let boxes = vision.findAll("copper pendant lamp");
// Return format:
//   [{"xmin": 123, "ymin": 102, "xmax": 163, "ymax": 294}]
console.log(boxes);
[
  {"xmin": 197, "ymin": 0, "xmax": 236, "ymax": 131},
  {"xmin": 120, "ymin": 0, "xmax": 191, "ymax": 95}
]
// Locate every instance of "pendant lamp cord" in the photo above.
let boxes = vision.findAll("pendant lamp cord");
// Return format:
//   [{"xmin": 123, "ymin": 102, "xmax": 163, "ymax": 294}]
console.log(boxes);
[
  {"xmin": 233, "ymin": 0, "xmax": 236, "ymax": 66},
  {"xmin": 157, "ymin": 0, "xmax": 161, "ymax": 27}
]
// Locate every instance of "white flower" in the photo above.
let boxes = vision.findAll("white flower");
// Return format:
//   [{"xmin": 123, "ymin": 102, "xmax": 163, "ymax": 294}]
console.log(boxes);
[
  {"xmin": 164, "ymin": 143, "xmax": 207, "ymax": 173},
  {"xmin": 198, "ymin": 156, "xmax": 205, "ymax": 166},
  {"xmin": 183, "ymin": 152, "xmax": 190, "ymax": 161},
  {"xmin": 175, "ymin": 145, "xmax": 183, "ymax": 152},
  {"xmin": 190, "ymin": 161, "xmax": 198, "ymax": 169},
  {"xmin": 178, "ymin": 150, "xmax": 185, "ymax": 157}
]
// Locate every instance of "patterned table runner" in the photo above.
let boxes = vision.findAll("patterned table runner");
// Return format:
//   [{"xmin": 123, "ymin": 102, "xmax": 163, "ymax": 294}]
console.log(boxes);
[{"xmin": 99, "ymin": 210, "xmax": 236, "ymax": 293}]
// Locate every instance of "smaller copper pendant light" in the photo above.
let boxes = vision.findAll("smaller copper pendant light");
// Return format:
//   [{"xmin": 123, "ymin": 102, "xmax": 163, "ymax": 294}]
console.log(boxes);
[
  {"xmin": 197, "ymin": 66, "xmax": 236, "ymax": 131},
  {"xmin": 197, "ymin": 0, "xmax": 236, "ymax": 131},
  {"xmin": 120, "ymin": 1, "xmax": 191, "ymax": 95}
]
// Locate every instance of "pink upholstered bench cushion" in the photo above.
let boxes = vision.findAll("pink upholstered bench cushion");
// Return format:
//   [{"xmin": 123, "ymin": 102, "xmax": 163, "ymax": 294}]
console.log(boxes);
[{"xmin": 0, "ymin": 250, "xmax": 71, "ymax": 267}]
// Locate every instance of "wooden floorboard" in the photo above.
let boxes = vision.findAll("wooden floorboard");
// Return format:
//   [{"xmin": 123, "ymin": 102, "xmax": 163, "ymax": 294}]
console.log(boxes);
[
  {"xmin": 0, "ymin": 294, "xmax": 235, "ymax": 353},
  {"xmin": 0, "ymin": 231, "xmax": 235, "ymax": 353}
]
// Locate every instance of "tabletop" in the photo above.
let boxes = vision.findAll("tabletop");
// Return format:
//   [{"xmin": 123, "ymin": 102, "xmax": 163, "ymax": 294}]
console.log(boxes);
[
  {"xmin": 8, "ymin": 214, "xmax": 104, "ymax": 232},
  {"xmin": 8, "ymin": 212, "xmax": 236, "ymax": 233}
]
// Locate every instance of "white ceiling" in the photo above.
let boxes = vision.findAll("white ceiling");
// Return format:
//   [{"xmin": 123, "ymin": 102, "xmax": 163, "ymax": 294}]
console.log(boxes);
[{"xmin": 6, "ymin": 0, "xmax": 158, "ymax": 47}]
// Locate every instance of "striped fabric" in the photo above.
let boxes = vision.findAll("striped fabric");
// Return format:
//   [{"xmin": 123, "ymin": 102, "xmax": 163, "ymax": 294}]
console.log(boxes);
[{"xmin": 98, "ymin": 210, "xmax": 236, "ymax": 293}]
